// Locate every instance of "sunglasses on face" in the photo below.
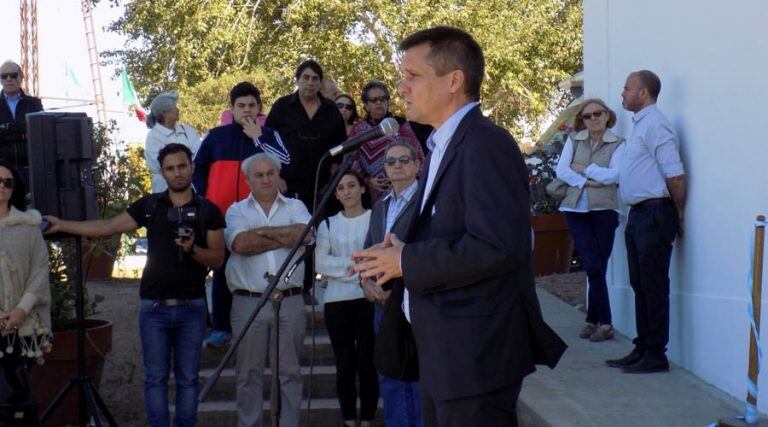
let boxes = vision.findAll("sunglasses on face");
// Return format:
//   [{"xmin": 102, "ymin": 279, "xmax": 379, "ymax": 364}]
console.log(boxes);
[
  {"xmin": 581, "ymin": 110, "xmax": 606, "ymax": 120},
  {"xmin": 367, "ymin": 96, "xmax": 389, "ymax": 104},
  {"xmin": 0, "ymin": 73, "xmax": 19, "ymax": 80},
  {"xmin": 384, "ymin": 156, "xmax": 413, "ymax": 166},
  {"xmin": 336, "ymin": 102, "xmax": 354, "ymax": 111},
  {"xmin": 0, "ymin": 178, "xmax": 15, "ymax": 189}
]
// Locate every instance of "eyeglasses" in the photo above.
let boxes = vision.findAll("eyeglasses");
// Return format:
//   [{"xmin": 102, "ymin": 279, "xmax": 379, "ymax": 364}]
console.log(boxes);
[
  {"xmin": 0, "ymin": 178, "xmax": 15, "ymax": 189},
  {"xmin": 366, "ymin": 96, "xmax": 389, "ymax": 104},
  {"xmin": 0, "ymin": 73, "xmax": 19, "ymax": 80},
  {"xmin": 383, "ymin": 156, "xmax": 413, "ymax": 166},
  {"xmin": 336, "ymin": 102, "xmax": 354, "ymax": 111},
  {"xmin": 581, "ymin": 110, "xmax": 606, "ymax": 120}
]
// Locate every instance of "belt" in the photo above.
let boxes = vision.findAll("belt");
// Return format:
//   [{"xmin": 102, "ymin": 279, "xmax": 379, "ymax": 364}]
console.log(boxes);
[
  {"xmin": 630, "ymin": 197, "xmax": 672, "ymax": 210},
  {"xmin": 155, "ymin": 298, "xmax": 201, "ymax": 306},
  {"xmin": 233, "ymin": 287, "xmax": 303, "ymax": 298}
]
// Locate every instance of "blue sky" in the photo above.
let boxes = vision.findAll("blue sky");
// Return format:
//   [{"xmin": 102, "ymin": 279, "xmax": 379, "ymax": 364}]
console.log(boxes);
[{"xmin": 0, "ymin": 1, "xmax": 147, "ymax": 144}]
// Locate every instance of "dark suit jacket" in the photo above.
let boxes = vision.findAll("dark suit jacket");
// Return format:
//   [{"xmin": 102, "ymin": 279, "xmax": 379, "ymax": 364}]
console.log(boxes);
[
  {"xmin": 364, "ymin": 185, "xmax": 421, "ymax": 381},
  {"xmin": 0, "ymin": 90, "xmax": 43, "ymax": 168},
  {"xmin": 399, "ymin": 106, "xmax": 566, "ymax": 401}
]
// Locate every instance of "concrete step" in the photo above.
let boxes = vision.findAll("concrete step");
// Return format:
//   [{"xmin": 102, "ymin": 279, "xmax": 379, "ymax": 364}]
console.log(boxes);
[
  {"xmin": 200, "ymin": 333, "xmax": 335, "ymax": 369},
  {"xmin": 172, "ymin": 366, "xmax": 338, "ymax": 401},
  {"xmin": 173, "ymin": 399, "xmax": 384, "ymax": 427}
]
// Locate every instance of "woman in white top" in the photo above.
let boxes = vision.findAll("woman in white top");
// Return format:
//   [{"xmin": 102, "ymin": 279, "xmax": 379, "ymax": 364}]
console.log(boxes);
[
  {"xmin": 316, "ymin": 170, "xmax": 378, "ymax": 427},
  {"xmin": 144, "ymin": 91, "xmax": 201, "ymax": 192},
  {"xmin": 555, "ymin": 98, "xmax": 625, "ymax": 342}
]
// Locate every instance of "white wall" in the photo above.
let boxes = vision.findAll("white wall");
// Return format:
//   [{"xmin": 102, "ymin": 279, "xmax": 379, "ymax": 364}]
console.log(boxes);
[{"xmin": 584, "ymin": 0, "xmax": 768, "ymax": 410}]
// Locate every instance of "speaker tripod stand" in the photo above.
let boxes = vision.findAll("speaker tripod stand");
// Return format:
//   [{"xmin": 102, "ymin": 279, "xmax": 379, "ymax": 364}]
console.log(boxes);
[{"xmin": 40, "ymin": 237, "xmax": 115, "ymax": 427}]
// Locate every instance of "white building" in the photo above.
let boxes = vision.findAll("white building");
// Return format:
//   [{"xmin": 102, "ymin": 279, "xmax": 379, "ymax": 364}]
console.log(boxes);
[{"xmin": 584, "ymin": 0, "xmax": 768, "ymax": 411}]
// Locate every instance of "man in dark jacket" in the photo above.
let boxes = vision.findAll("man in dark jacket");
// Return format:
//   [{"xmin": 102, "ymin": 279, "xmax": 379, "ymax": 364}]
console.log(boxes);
[
  {"xmin": 0, "ymin": 61, "xmax": 43, "ymax": 180},
  {"xmin": 353, "ymin": 27, "xmax": 566, "ymax": 427},
  {"xmin": 362, "ymin": 142, "xmax": 422, "ymax": 427}
]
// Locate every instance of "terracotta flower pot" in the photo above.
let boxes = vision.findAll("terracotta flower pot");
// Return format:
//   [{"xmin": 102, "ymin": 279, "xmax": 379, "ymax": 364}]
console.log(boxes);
[
  {"xmin": 530, "ymin": 213, "xmax": 574, "ymax": 276},
  {"xmin": 31, "ymin": 320, "xmax": 113, "ymax": 426}
]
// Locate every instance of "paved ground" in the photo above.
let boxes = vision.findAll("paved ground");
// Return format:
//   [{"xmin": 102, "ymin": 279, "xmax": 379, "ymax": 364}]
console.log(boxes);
[
  {"xmin": 87, "ymin": 274, "xmax": 590, "ymax": 425},
  {"xmin": 519, "ymin": 288, "xmax": 755, "ymax": 427}
]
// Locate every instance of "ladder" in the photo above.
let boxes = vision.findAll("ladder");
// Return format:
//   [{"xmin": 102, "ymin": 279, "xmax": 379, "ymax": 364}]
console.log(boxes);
[{"xmin": 81, "ymin": 0, "xmax": 107, "ymax": 125}]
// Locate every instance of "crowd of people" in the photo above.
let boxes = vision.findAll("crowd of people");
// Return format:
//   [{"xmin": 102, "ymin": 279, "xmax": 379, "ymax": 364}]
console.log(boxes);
[{"xmin": 0, "ymin": 24, "xmax": 687, "ymax": 427}]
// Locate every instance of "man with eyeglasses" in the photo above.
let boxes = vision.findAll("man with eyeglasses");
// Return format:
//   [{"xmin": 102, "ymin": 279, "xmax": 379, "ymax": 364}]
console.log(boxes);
[
  {"xmin": 361, "ymin": 142, "xmax": 423, "ymax": 427},
  {"xmin": 0, "ymin": 60, "xmax": 43, "ymax": 182},
  {"xmin": 351, "ymin": 81, "xmax": 424, "ymax": 202}
]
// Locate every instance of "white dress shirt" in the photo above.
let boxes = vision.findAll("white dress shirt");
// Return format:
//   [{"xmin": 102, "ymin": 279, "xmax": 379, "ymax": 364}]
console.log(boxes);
[
  {"xmin": 145, "ymin": 123, "xmax": 202, "ymax": 192},
  {"xmin": 555, "ymin": 135, "xmax": 626, "ymax": 213},
  {"xmin": 403, "ymin": 101, "xmax": 479, "ymax": 322},
  {"xmin": 316, "ymin": 210, "xmax": 370, "ymax": 304},
  {"xmin": 225, "ymin": 192, "xmax": 311, "ymax": 293},
  {"xmin": 619, "ymin": 104, "xmax": 685, "ymax": 205}
]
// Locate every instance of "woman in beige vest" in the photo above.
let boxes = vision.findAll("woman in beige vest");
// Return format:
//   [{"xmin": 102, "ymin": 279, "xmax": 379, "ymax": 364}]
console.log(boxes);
[{"xmin": 555, "ymin": 99, "xmax": 625, "ymax": 342}]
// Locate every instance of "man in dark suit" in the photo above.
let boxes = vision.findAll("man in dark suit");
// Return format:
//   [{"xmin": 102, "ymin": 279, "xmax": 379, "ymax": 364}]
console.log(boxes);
[
  {"xmin": 362, "ymin": 142, "xmax": 422, "ymax": 426},
  {"xmin": 353, "ymin": 27, "xmax": 565, "ymax": 426},
  {"xmin": 0, "ymin": 60, "xmax": 43, "ymax": 181}
]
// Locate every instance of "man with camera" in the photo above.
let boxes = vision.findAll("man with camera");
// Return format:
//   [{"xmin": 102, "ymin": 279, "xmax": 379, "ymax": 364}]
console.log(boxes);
[{"xmin": 45, "ymin": 143, "xmax": 226, "ymax": 427}]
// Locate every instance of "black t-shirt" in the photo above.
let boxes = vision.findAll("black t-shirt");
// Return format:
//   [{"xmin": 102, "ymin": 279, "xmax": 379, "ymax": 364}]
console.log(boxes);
[
  {"xmin": 126, "ymin": 191, "xmax": 226, "ymax": 299},
  {"xmin": 265, "ymin": 92, "xmax": 347, "ymax": 185}
]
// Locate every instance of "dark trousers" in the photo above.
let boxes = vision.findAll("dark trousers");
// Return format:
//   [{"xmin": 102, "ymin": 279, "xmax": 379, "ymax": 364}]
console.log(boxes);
[
  {"xmin": 565, "ymin": 210, "xmax": 619, "ymax": 325},
  {"xmin": 324, "ymin": 298, "xmax": 379, "ymax": 421},
  {"xmin": 420, "ymin": 381, "xmax": 522, "ymax": 427},
  {"xmin": 286, "ymin": 179, "xmax": 318, "ymax": 293},
  {"xmin": 625, "ymin": 200, "xmax": 678, "ymax": 359},
  {"xmin": 210, "ymin": 253, "xmax": 232, "ymax": 334}
]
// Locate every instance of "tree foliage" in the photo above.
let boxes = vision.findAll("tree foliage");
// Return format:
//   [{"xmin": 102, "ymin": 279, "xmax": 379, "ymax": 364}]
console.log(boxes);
[{"xmin": 105, "ymin": 0, "xmax": 582, "ymax": 139}]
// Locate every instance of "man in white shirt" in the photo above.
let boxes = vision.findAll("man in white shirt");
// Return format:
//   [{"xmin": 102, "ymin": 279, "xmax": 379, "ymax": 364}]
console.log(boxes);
[
  {"xmin": 224, "ymin": 153, "xmax": 311, "ymax": 427},
  {"xmin": 606, "ymin": 70, "xmax": 686, "ymax": 374}
]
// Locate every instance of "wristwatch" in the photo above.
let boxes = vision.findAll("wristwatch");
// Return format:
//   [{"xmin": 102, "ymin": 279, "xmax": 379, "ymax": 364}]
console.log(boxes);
[{"xmin": 186, "ymin": 245, "xmax": 197, "ymax": 256}]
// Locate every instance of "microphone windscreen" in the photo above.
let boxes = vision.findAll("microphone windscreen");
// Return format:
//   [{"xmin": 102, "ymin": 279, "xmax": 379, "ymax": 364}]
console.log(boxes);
[{"xmin": 380, "ymin": 117, "xmax": 399, "ymax": 138}]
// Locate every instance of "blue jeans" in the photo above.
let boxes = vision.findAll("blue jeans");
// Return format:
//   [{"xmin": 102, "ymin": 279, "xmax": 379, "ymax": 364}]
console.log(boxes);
[
  {"xmin": 374, "ymin": 305, "xmax": 423, "ymax": 427},
  {"xmin": 139, "ymin": 298, "xmax": 207, "ymax": 427},
  {"xmin": 565, "ymin": 210, "xmax": 619, "ymax": 325}
]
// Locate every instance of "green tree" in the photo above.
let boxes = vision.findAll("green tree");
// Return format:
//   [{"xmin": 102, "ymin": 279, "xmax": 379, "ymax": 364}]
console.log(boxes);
[{"xmin": 105, "ymin": 0, "xmax": 581, "ymax": 140}]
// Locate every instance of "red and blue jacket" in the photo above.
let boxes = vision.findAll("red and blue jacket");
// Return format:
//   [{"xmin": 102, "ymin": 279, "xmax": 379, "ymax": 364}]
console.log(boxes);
[{"xmin": 193, "ymin": 123, "xmax": 290, "ymax": 215}]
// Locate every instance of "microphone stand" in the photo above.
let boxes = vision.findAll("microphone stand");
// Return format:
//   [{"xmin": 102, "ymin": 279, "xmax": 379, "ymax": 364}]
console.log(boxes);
[{"xmin": 198, "ymin": 152, "xmax": 356, "ymax": 424}]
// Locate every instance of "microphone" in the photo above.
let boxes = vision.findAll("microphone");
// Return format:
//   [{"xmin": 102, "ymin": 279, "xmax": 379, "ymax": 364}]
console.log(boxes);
[{"xmin": 328, "ymin": 117, "xmax": 399, "ymax": 156}]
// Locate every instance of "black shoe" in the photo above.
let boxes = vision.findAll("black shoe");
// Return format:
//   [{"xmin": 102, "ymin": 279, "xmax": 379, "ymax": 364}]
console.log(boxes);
[
  {"xmin": 605, "ymin": 349, "xmax": 644, "ymax": 368},
  {"xmin": 621, "ymin": 356, "xmax": 670, "ymax": 374}
]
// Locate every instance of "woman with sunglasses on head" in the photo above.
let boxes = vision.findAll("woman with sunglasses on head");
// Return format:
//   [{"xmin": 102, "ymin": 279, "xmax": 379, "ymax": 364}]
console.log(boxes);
[
  {"xmin": 335, "ymin": 94, "xmax": 359, "ymax": 136},
  {"xmin": 555, "ymin": 98, "xmax": 626, "ymax": 342},
  {"xmin": 315, "ymin": 170, "xmax": 378, "ymax": 427},
  {"xmin": 349, "ymin": 81, "xmax": 424, "ymax": 202},
  {"xmin": 0, "ymin": 159, "xmax": 51, "ymax": 414}
]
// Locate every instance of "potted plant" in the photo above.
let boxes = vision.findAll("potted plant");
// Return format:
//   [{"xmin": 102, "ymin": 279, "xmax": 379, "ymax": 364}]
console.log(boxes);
[
  {"xmin": 525, "ymin": 131, "xmax": 574, "ymax": 276},
  {"xmin": 31, "ymin": 121, "xmax": 148, "ymax": 424},
  {"xmin": 84, "ymin": 122, "xmax": 150, "ymax": 279}
]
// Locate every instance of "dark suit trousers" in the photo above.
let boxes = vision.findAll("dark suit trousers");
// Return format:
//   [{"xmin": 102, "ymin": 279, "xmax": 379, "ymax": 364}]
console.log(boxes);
[
  {"xmin": 625, "ymin": 200, "xmax": 678, "ymax": 358},
  {"xmin": 420, "ymin": 381, "xmax": 522, "ymax": 427}
]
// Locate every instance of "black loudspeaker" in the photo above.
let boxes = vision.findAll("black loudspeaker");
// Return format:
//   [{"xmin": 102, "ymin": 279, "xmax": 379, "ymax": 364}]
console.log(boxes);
[{"xmin": 25, "ymin": 112, "xmax": 97, "ymax": 221}]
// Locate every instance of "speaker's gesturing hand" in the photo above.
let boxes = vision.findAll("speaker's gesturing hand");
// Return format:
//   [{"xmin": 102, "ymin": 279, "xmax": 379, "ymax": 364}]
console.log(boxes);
[{"xmin": 352, "ymin": 233, "xmax": 404, "ymax": 286}]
